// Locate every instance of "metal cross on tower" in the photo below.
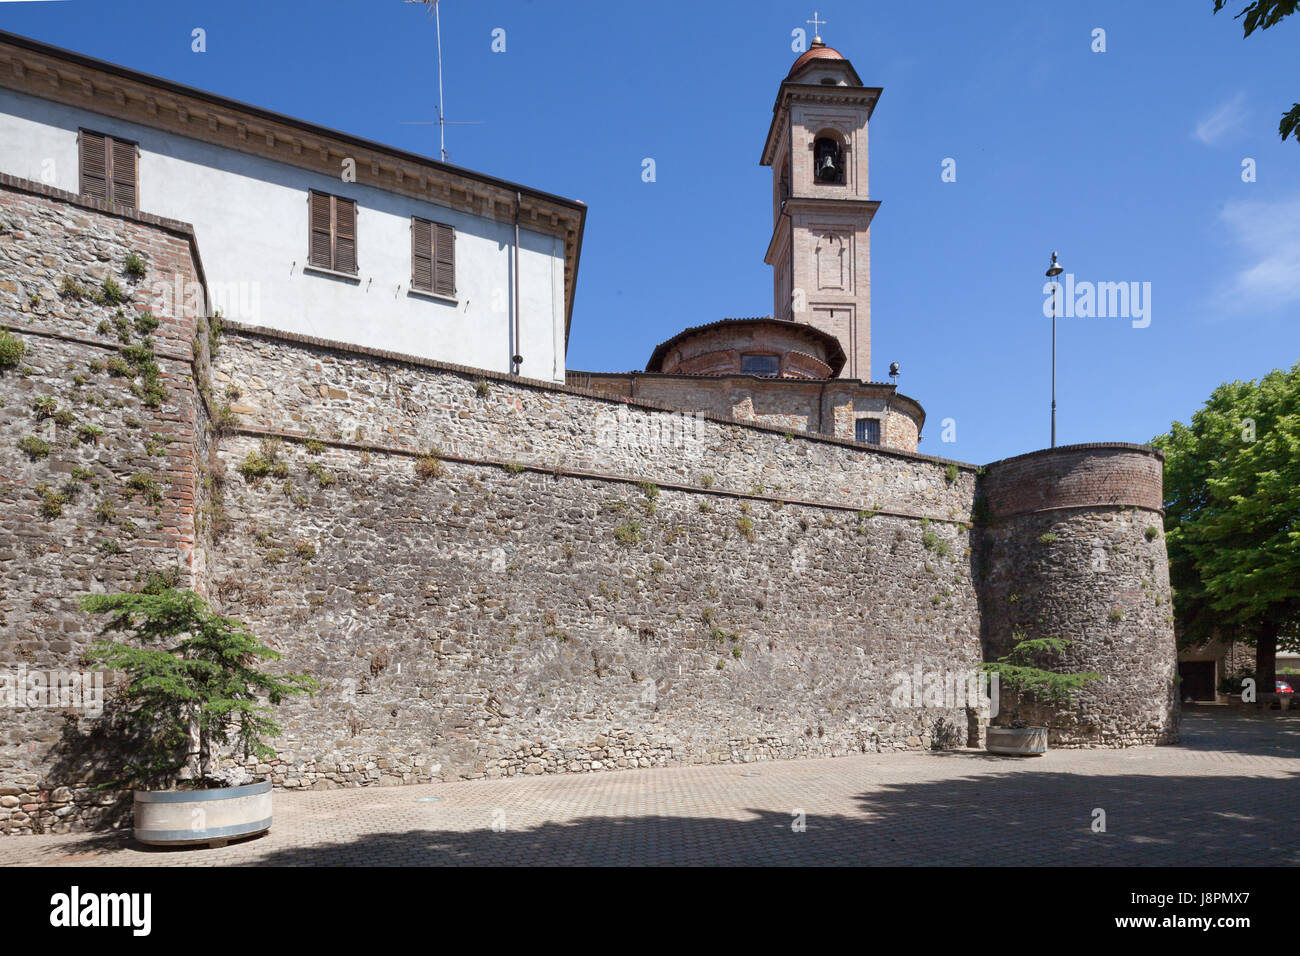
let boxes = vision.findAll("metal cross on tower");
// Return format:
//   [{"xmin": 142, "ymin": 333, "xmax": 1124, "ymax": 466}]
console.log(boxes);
[{"xmin": 807, "ymin": 10, "xmax": 827, "ymax": 43}]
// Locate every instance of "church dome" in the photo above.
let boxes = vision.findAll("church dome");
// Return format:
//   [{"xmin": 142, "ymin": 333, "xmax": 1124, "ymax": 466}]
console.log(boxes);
[
  {"xmin": 646, "ymin": 317, "xmax": 846, "ymax": 379},
  {"xmin": 787, "ymin": 43, "xmax": 846, "ymax": 79}
]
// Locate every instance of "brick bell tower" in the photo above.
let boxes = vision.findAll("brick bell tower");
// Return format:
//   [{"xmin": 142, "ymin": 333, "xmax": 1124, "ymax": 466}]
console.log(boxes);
[{"xmin": 761, "ymin": 27, "xmax": 881, "ymax": 381}]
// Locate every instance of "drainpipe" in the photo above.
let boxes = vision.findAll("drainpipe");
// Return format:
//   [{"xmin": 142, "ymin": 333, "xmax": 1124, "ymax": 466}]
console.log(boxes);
[
  {"xmin": 818, "ymin": 381, "xmax": 828, "ymax": 435},
  {"xmin": 512, "ymin": 192, "xmax": 523, "ymax": 374},
  {"xmin": 884, "ymin": 384, "xmax": 893, "ymax": 445}
]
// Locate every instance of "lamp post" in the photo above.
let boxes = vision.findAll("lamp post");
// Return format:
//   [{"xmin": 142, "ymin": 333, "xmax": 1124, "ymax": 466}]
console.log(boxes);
[{"xmin": 1045, "ymin": 251, "xmax": 1063, "ymax": 448}]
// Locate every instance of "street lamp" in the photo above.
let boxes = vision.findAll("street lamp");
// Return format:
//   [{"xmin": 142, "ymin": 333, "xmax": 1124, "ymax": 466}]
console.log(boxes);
[{"xmin": 1045, "ymin": 251, "xmax": 1064, "ymax": 448}]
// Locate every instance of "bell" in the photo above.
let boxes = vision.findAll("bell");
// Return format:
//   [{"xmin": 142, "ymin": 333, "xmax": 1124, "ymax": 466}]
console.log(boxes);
[{"xmin": 817, "ymin": 153, "xmax": 838, "ymax": 180}]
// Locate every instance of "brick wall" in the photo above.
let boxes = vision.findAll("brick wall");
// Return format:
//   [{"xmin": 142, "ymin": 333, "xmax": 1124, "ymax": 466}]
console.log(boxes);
[{"xmin": 979, "ymin": 443, "xmax": 1165, "ymax": 519}]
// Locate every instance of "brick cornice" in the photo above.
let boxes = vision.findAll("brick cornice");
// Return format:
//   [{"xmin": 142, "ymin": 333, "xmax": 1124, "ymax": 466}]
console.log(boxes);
[
  {"xmin": 764, "ymin": 198, "xmax": 879, "ymax": 262},
  {"xmin": 761, "ymin": 84, "xmax": 882, "ymax": 166},
  {"xmin": 982, "ymin": 442, "xmax": 1165, "ymax": 469}
]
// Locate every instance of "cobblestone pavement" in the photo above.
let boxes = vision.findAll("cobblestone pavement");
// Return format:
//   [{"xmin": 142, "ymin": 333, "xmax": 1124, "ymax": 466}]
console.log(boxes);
[{"xmin": 1, "ymin": 708, "xmax": 1296, "ymax": 866}]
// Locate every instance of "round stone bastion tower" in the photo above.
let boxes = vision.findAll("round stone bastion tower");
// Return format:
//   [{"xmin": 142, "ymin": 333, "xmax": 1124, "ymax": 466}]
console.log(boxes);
[{"xmin": 975, "ymin": 443, "xmax": 1179, "ymax": 746}]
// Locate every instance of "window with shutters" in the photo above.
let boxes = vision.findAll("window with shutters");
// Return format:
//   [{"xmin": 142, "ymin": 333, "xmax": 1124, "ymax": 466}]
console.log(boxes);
[
  {"xmin": 307, "ymin": 191, "xmax": 358, "ymax": 275},
  {"xmin": 78, "ymin": 130, "xmax": 138, "ymax": 207},
  {"xmin": 411, "ymin": 217, "xmax": 456, "ymax": 298},
  {"xmin": 855, "ymin": 418, "xmax": 881, "ymax": 445}
]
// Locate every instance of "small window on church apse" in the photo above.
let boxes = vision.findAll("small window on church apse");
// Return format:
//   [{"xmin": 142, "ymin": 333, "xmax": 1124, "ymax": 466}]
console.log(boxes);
[
  {"xmin": 813, "ymin": 135, "xmax": 845, "ymax": 185},
  {"xmin": 855, "ymin": 418, "xmax": 881, "ymax": 445},
  {"xmin": 741, "ymin": 354, "xmax": 780, "ymax": 377}
]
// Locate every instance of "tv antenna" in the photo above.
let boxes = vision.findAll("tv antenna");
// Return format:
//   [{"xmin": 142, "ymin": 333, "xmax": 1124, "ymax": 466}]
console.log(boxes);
[{"xmin": 402, "ymin": 0, "xmax": 483, "ymax": 162}]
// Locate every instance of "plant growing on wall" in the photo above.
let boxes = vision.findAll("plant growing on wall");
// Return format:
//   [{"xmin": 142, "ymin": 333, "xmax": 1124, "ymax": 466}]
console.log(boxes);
[
  {"xmin": 982, "ymin": 634, "xmax": 1102, "ymax": 729},
  {"xmin": 415, "ymin": 447, "xmax": 445, "ymax": 479},
  {"xmin": 100, "ymin": 276, "xmax": 127, "ymax": 306},
  {"xmin": 123, "ymin": 251, "xmax": 148, "ymax": 281},
  {"xmin": 81, "ymin": 584, "xmax": 318, "ymax": 789},
  {"xmin": 0, "ymin": 329, "xmax": 25, "ymax": 369},
  {"xmin": 19, "ymin": 434, "xmax": 51, "ymax": 460}
]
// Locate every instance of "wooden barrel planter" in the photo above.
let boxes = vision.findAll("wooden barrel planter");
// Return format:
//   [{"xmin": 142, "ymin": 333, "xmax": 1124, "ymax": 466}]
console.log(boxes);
[
  {"xmin": 133, "ymin": 779, "xmax": 273, "ymax": 848},
  {"xmin": 985, "ymin": 726, "xmax": 1048, "ymax": 756}
]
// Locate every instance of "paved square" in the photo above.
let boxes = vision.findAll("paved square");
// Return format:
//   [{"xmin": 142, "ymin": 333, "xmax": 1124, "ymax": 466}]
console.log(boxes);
[{"xmin": 1, "ymin": 708, "xmax": 1296, "ymax": 866}]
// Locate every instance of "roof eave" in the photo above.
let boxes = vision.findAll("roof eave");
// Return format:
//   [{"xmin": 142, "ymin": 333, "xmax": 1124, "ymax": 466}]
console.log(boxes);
[{"xmin": 0, "ymin": 29, "xmax": 588, "ymax": 337}]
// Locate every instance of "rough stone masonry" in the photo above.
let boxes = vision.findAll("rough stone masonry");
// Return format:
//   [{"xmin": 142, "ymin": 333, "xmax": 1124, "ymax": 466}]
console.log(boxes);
[{"xmin": 0, "ymin": 177, "xmax": 1178, "ymax": 835}]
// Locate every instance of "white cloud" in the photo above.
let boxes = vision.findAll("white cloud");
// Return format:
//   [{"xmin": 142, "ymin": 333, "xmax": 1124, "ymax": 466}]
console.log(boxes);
[
  {"xmin": 1194, "ymin": 93, "xmax": 1248, "ymax": 145},
  {"xmin": 1216, "ymin": 195, "xmax": 1300, "ymax": 312}
]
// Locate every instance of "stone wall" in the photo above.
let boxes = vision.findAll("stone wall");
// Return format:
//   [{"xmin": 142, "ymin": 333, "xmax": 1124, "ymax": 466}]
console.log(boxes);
[
  {"xmin": 977, "ymin": 445, "xmax": 1179, "ymax": 746},
  {"xmin": 0, "ymin": 176, "xmax": 207, "ymax": 832},
  {"xmin": 204, "ymin": 325, "xmax": 980, "ymax": 789},
  {"xmin": 0, "ymin": 179, "xmax": 1180, "ymax": 835}
]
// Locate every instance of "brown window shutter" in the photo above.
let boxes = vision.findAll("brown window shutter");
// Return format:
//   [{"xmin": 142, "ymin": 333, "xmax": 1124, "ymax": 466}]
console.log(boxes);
[
  {"xmin": 411, "ymin": 218, "xmax": 433, "ymax": 291},
  {"xmin": 110, "ymin": 138, "xmax": 137, "ymax": 207},
  {"xmin": 79, "ymin": 130, "xmax": 108, "ymax": 202},
  {"xmin": 333, "ymin": 197, "xmax": 357, "ymax": 274},
  {"xmin": 433, "ymin": 222, "xmax": 456, "ymax": 297},
  {"xmin": 308, "ymin": 191, "xmax": 333, "ymax": 269}
]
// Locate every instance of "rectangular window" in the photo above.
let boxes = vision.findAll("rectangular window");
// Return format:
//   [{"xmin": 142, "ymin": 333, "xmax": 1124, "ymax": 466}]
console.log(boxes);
[
  {"xmin": 411, "ymin": 217, "xmax": 456, "ymax": 297},
  {"xmin": 308, "ymin": 191, "xmax": 358, "ymax": 275},
  {"xmin": 741, "ymin": 353, "xmax": 780, "ymax": 377},
  {"xmin": 855, "ymin": 418, "xmax": 881, "ymax": 444},
  {"xmin": 78, "ymin": 129, "xmax": 137, "ymax": 207}
]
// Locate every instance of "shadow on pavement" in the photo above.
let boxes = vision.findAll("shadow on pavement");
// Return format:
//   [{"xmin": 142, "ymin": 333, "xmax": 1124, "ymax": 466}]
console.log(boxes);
[
  {"xmin": 224, "ymin": 767, "xmax": 1300, "ymax": 866},
  {"xmin": 22, "ymin": 709, "xmax": 1300, "ymax": 866}
]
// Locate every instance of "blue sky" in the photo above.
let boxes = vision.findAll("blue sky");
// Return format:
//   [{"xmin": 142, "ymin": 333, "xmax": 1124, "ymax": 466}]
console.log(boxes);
[{"xmin": 3, "ymin": 0, "xmax": 1296, "ymax": 464}]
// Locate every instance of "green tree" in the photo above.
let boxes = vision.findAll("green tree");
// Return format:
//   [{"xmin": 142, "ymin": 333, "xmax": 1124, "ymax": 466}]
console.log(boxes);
[
  {"xmin": 1212, "ymin": 1, "xmax": 1300, "ymax": 144},
  {"xmin": 982, "ymin": 635, "xmax": 1102, "ymax": 727},
  {"xmin": 82, "ymin": 584, "xmax": 318, "ymax": 788},
  {"xmin": 1152, "ymin": 362, "xmax": 1300, "ymax": 695}
]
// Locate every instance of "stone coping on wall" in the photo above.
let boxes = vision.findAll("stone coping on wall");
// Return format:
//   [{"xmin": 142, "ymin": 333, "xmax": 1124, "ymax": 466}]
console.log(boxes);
[{"xmin": 220, "ymin": 319, "xmax": 975, "ymax": 472}]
